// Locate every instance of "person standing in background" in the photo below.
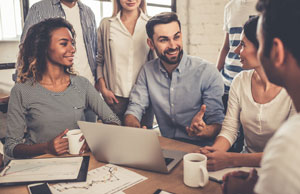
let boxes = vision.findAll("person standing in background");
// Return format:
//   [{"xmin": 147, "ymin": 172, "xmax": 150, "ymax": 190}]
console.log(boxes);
[
  {"xmin": 16, "ymin": 0, "xmax": 98, "ymax": 122},
  {"xmin": 96, "ymin": 0, "xmax": 154, "ymax": 127},
  {"xmin": 217, "ymin": 0, "xmax": 257, "ymax": 110}
]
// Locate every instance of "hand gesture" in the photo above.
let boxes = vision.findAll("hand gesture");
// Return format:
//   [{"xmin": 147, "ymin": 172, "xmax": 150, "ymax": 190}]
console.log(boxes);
[
  {"xmin": 186, "ymin": 105, "xmax": 208, "ymax": 137},
  {"xmin": 222, "ymin": 169, "xmax": 258, "ymax": 194},
  {"xmin": 46, "ymin": 129, "xmax": 69, "ymax": 155},
  {"xmin": 102, "ymin": 88, "xmax": 119, "ymax": 105}
]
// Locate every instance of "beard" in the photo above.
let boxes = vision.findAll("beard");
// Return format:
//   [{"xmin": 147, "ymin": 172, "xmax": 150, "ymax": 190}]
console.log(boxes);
[{"xmin": 155, "ymin": 47, "xmax": 183, "ymax": 65}]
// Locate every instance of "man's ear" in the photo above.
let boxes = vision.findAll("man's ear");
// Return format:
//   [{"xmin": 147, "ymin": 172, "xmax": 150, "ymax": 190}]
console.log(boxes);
[
  {"xmin": 270, "ymin": 38, "xmax": 286, "ymax": 70},
  {"xmin": 147, "ymin": 38, "xmax": 155, "ymax": 50}
]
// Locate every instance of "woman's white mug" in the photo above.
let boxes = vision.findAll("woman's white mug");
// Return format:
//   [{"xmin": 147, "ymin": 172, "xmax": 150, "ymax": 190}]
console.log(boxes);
[
  {"xmin": 183, "ymin": 153, "xmax": 209, "ymax": 187},
  {"xmin": 66, "ymin": 129, "xmax": 84, "ymax": 155}
]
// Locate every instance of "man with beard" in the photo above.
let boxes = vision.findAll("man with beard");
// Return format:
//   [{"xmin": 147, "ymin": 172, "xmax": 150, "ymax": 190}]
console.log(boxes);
[
  {"xmin": 17, "ymin": 0, "xmax": 98, "ymax": 122},
  {"xmin": 221, "ymin": 0, "xmax": 300, "ymax": 193},
  {"xmin": 124, "ymin": 12, "xmax": 225, "ymax": 146}
]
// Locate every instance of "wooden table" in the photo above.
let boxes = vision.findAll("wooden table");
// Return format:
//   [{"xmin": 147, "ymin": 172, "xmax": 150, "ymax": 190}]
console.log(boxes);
[{"xmin": 0, "ymin": 136, "xmax": 222, "ymax": 194}]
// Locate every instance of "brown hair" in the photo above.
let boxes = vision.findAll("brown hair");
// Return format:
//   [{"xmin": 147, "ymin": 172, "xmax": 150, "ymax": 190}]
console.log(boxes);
[{"xmin": 17, "ymin": 17, "xmax": 76, "ymax": 83}]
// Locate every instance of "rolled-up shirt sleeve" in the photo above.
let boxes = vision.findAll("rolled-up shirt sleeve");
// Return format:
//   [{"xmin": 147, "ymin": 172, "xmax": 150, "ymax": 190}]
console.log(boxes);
[
  {"xmin": 125, "ymin": 67, "xmax": 149, "ymax": 122},
  {"xmin": 201, "ymin": 65, "xmax": 225, "ymax": 125},
  {"xmin": 5, "ymin": 85, "xmax": 27, "ymax": 158}
]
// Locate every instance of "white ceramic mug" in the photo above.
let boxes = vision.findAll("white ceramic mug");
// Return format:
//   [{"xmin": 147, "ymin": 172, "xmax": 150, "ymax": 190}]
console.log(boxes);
[
  {"xmin": 183, "ymin": 153, "xmax": 209, "ymax": 187},
  {"xmin": 66, "ymin": 129, "xmax": 84, "ymax": 155}
]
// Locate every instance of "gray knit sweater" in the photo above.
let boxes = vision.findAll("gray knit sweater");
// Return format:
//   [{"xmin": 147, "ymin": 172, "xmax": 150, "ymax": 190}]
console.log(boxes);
[{"xmin": 5, "ymin": 75, "xmax": 120, "ymax": 158}]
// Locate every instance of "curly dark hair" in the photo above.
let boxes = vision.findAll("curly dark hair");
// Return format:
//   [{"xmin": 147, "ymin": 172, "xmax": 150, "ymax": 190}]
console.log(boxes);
[{"xmin": 17, "ymin": 17, "xmax": 76, "ymax": 83}]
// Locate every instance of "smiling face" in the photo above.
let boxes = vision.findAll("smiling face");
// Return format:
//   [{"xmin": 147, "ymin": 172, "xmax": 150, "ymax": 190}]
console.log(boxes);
[
  {"xmin": 148, "ymin": 21, "xmax": 183, "ymax": 66},
  {"xmin": 119, "ymin": 0, "xmax": 141, "ymax": 11},
  {"xmin": 47, "ymin": 27, "xmax": 75, "ymax": 68},
  {"xmin": 234, "ymin": 32, "xmax": 259, "ymax": 70}
]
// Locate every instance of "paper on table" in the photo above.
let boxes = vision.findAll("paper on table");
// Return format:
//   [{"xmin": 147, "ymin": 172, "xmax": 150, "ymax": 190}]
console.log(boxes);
[
  {"xmin": 209, "ymin": 167, "xmax": 260, "ymax": 183},
  {"xmin": 0, "ymin": 157, "xmax": 83, "ymax": 183},
  {"xmin": 50, "ymin": 164, "xmax": 147, "ymax": 194}
]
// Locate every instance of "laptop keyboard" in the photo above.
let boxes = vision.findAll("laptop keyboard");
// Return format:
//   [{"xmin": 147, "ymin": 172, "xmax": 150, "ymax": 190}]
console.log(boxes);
[{"xmin": 164, "ymin": 157, "xmax": 174, "ymax": 166}]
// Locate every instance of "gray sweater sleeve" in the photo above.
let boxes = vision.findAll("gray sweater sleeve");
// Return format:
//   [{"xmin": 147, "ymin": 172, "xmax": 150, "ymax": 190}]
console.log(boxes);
[
  {"xmin": 5, "ymin": 85, "xmax": 28, "ymax": 158},
  {"xmin": 83, "ymin": 77, "xmax": 121, "ymax": 125}
]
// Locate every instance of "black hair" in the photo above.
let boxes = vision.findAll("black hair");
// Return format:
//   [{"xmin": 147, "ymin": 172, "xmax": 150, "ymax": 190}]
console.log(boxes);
[
  {"xmin": 256, "ymin": 0, "xmax": 300, "ymax": 66},
  {"xmin": 146, "ymin": 12, "xmax": 181, "ymax": 39},
  {"xmin": 243, "ymin": 16, "xmax": 259, "ymax": 49}
]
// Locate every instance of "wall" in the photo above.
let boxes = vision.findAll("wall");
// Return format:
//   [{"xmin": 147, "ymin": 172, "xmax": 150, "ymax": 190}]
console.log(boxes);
[
  {"xmin": 0, "ymin": 0, "xmax": 229, "ymax": 92},
  {"xmin": 177, "ymin": 0, "xmax": 227, "ymax": 64},
  {"xmin": 0, "ymin": 41, "xmax": 18, "ymax": 94}
]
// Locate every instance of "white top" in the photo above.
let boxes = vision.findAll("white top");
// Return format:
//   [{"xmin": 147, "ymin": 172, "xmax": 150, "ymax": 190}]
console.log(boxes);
[
  {"xmin": 254, "ymin": 113, "xmax": 300, "ymax": 194},
  {"xmin": 218, "ymin": 70, "xmax": 296, "ymax": 153},
  {"xmin": 62, "ymin": 3, "xmax": 95, "ymax": 85},
  {"xmin": 109, "ymin": 11, "xmax": 150, "ymax": 97}
]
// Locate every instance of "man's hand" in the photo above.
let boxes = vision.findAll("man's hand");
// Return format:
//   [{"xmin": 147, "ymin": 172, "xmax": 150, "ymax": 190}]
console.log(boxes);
[
  {"xmin": 197, "ymin": 146, "xmax": 232, "ymax": 171},
  {"xmin": 222, "ymin": 169, "xmax": 258, "ymax": 194},
  {"xmin": 186, "ymin": 105, "xmax": 209, "ymax": 137},
  {"xmin": 46, "ymin": 129, "xmax": 69, "ymax": 155},
  {"xmin": 124, "ymin": 114, "xmax": 141, "ymax": 128}
]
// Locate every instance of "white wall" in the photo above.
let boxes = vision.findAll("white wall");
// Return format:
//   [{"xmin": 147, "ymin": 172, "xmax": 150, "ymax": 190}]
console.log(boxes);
[
  {"xmin": 177, "ymin": 0, "xmax": 227, "ymax": 64},
  {"xmin": 0, "ymin": 41, "xmax": 18, "ymax": 94},
  {"xmin": 0, "ymin": 0, "xmax": 228, "ymax": 93}
]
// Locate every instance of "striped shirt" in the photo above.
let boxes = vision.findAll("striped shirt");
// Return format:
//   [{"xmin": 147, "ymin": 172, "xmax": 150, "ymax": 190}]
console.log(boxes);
[
  {"xmin": 222, "ymin": 0, "xmax": 257, "ymax": 93},
  {"xmin": 18, "ymin": 0, "xmax": 98, "ymax": 81}
]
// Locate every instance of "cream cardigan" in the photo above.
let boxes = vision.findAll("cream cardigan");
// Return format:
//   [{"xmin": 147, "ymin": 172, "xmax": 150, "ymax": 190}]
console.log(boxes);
[{"xmin": 96, "ymin": 14, "xmax": 155, "ymax": 91}]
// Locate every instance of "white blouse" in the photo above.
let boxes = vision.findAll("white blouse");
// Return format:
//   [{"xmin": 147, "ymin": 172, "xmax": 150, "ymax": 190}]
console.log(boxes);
[
  {"xmin": 218, "ymin": 70, "xmax": 296, "ymax": 153},
  {"xmin": 109, "ymin": 11, "xmax": 150, "ymax": 97}
]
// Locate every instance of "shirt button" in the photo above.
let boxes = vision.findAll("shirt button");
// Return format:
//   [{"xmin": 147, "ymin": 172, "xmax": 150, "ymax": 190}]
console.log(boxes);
[
  {"xmin": 170, "ymin": 88, "xmax": 174, "ymax": 91},
  {"xmin": 171, "ymin": 104, "xmax": 174, "ymax": 107}
]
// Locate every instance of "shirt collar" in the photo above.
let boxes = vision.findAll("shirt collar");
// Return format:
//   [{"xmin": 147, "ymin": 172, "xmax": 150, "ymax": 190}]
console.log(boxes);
[
  {"xmin": 158, "ymin": 51, "xmax": 187, "ymax": 74},
  {"xmin": 110, "ymin": 9, "xmax": 148, "ymax": 22},
  {"xmin": 54, "ymin": 0, "xmax": 83, "ymax": 10}
]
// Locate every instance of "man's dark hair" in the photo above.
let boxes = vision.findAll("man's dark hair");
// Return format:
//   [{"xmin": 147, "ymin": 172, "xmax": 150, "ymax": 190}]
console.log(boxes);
[
  {"xmin": 146, "ymin": 12, "xmax": 181, "ymax": 39},
  {"xmin": 256, "ymin": 0, "xmax": 300, "ymax": 66},
  {"xmin": 243, "ymin": 16, "xmax": 259, "ymax": 49}
]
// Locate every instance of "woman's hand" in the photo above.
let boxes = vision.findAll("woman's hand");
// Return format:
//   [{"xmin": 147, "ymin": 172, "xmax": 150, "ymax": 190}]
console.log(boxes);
[
  {"xmin": 198, "ymin": 146, "xmax": 232, "ymax": 171},
  {"xmin": 79, "ymin": 135, "xmax": 90, "ymax": 154},
  {"xmin": 101, "ymin": 88, "xmax": 119, "ymax": 105},
  {"xmin": 46, "ymin": 129, "xmax": 69, "ymax": 155}
]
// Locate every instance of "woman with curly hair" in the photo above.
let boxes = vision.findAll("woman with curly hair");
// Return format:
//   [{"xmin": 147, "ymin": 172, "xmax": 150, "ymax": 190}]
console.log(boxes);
[{"xmin": 4, "ymin": 18, "xmax": 120, "ymax": 159}]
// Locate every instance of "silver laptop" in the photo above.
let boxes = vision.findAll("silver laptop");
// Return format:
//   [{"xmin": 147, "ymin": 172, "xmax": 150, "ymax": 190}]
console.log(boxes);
[{"xmin": 77, "ymin": 121, "xmax": 186, "ymax": 174}]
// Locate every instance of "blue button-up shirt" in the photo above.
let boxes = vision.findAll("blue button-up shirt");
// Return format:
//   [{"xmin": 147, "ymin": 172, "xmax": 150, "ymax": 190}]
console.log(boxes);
[
  {"xmin": 126, "ymin": 52, "xmax": 225, "ymax": 145},
  {"xmin": 16, "ymin": 0, "xmax": 97, "ymax": 81}
]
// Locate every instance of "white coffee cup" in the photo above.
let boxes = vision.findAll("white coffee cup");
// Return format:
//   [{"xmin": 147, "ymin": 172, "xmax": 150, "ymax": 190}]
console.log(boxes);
[
  {"xmin": 183, "ymin": 153, "xmax": 209, "ymax": 187},
  {"xmin": 66, "ymin": 129, "xmax": 84, "ymax": 155}
]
